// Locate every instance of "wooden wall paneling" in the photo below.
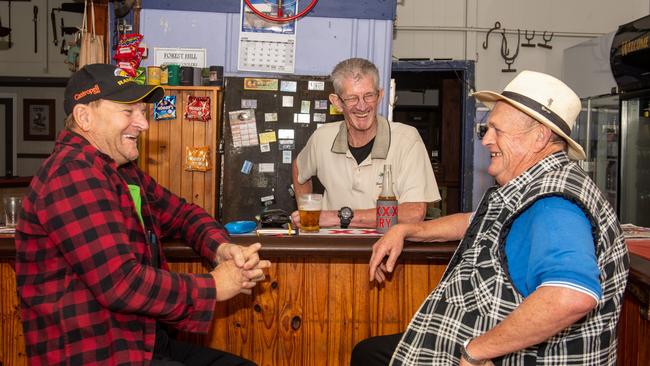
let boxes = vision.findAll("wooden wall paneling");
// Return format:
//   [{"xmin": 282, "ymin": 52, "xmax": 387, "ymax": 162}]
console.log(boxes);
[
  {"xmin": 251, "ymin": 262, "xmax": 280, "ymax": 365},
  {"xmin": 191, "ymin": 90, "xmax": 208, "ymax": 210},
  {"xmin": 227, "ymin": 287, "xmax": 255, "ymax": 358},
  {"xmin": 327, "ymin": 259, "xmax": 355, "ymax": 365},
  {"xmin": 180, "ymin": 92, "xmax": 195, "ymax": 204},
  {"xmin": 375, "ymin": 261, "xmax": 404, "ymax": 336},
  {"xmin": 157, "ymin": 100, "xmax": 171, "ymax": 190},
  {"xmin": 617, "ymin": 292, "xmax": 631, "ymax": 365},
  {"xmin": 617, "ymin": 292, "xmax": 650, "ymax": 365},
  {"xmin": 0, "ymin": 262, "xmax": 27, "ymax": 366},
  {"xmin": 352, "ymin": 258, "xmax": 372, "ymax": 345},
  {"xmin": 303, "ymin": 259, "xmax": 330, "ymax": 365},
  {"xmin": 168, "ymin": 89, "xmax": 183, "ymax": 196},
  {"xmin": 276, "ymin": 259, "xmax": 304, "ymax": 365},
  {"xmin": 140, "ymin": 87, "xmax": 221, "ymax": 217},
  {"xmin": 402, "ymin": 260, "xmax": 433, "ymax": 329}
]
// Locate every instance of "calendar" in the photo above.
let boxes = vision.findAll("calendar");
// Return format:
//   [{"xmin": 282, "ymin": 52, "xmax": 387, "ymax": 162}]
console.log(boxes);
[
  {"xmin": 239, "ymin": 38, "xmax": 295, "ymax": 73},
  {"xmin": 238, "ymin": 0, "xmax": 298, "ymax": 74}
]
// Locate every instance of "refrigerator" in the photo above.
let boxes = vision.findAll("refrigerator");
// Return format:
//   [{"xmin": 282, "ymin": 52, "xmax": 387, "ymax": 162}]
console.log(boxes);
[
  {"xmin": 619, "ymin": 93, "xmax": 650, "ymax": 226},
  {"xmin": 574, "ymin": 95, "xmax": 620, "ymax": 210},
  {"xmin": 609, "ymin": 14, "xmax": 650, "ymax": 226}
]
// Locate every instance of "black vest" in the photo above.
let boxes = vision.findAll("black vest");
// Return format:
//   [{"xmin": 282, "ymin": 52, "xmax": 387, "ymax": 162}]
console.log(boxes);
[{"xmin": 391, "ymin": 152, "xmax": 629, "ymax": 365}]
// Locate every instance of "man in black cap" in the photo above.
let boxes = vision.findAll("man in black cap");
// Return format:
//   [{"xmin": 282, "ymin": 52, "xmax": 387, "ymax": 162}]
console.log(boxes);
[{"xmin": 15, "ymin": 64, "xmax": 269, "ymax": 365}]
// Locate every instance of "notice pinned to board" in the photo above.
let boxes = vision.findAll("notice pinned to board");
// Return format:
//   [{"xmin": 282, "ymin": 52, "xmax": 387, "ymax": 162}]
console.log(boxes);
[{"xmin": 229, "ymin": 109, "xmax": 260, "ymax": 147}]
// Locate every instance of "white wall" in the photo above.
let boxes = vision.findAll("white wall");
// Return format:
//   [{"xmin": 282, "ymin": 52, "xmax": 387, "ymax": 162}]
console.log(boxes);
[
  {"xmin": 393, "ymin": 0, "xmax": 650, "ymax": 92},
  {"xmin": 0, "ymin": 86, "xmax": 65, "ymax": 176},
  {"xmin": 0, "ymin": 0, "xmax": 83, "ymax": 77}
]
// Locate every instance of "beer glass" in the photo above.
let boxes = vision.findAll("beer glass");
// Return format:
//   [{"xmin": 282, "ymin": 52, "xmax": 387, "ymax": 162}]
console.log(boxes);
[
  {"xmin": 3, "ymin": 196, "xmax": 22, "ymax": 228},
  {"xmin": 298, "ymin": 193, "xmax": 322, "ymax": 233}
]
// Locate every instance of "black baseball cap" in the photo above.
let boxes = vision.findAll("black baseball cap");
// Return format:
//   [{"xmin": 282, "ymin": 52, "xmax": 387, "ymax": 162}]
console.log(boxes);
[{"xmin": 64, "ymin": 63, "xmax": 164, "ymax": 115}]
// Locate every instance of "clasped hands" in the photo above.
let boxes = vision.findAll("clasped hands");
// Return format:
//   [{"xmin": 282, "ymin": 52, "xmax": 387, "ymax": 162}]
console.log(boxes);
[{"xmin": 210, "ymin": 242, "xmax": 271, "ymax": 301}]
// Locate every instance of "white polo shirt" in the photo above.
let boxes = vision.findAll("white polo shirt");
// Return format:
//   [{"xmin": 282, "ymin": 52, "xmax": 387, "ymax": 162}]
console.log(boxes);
[{"xmin": 296, "ymin": 116, "xmax": 440, "ymax": 210}]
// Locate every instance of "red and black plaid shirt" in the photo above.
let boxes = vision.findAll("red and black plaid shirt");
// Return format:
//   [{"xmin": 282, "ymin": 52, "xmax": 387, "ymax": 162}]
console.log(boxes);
[{"xmin": 16, "ymin": 130, "xmax": 229, "ymax": 365}]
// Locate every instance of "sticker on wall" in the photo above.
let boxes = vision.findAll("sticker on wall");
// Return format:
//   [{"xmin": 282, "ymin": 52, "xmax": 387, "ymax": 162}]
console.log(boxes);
[
  {"xmin": 314, "ymin": 100, "xmax": 328, "ymax": 110},
  {"xmin": 244, "ymin": 78, "xmax": 279, "ymax": 91},
  {"xmin": 280, "ymin": 80, "xmax": 297, "ymax": 92},
  {"xmin": 308, "ymin": 80, "xmax": 325, "ymax": 91},
  {"xmin": 154, "ymin": 95, "xmax": 177, "ymax": 120},
  {"xmin": 293, "ymin": 113, "xmax": 310, "ymax": 124},
  {"xmin": 241, "ymin": 99, "xmax": 258, "ymax": 109},
  {"xmin": 260, "ymin": 143, "xmax": 271, "ymax": 153},
  {"xmin": 282, "ymin": 95, "xmax": 294, "ymax": 107},
  {"xmin": 260, "ymin": 195, "xmax": 275, "ymax": 205},
  {"xmin": 241, "ymin": 160, "xmax": 253, "ymax": 174},
  {"xmin": 185, "ymin": 146, "xmax": 211, "ymax": 172},
  {"xmin": 313, "ymin": 113, "xmax": 326, "ymax": 122},
  {"xmin": 329, "ymin": 103, "xmax": 343, "ymax": 115},
  {"xmin": 259, "ymin": 131, "xmax": 277, "ymax": 144},
  {"xmin": 258, "ymin": 163, "xmax": 275, "ymax": 173},
  {"xmin": 264, "ymin": 112, "xmax": 278, "ymax": 122},
  {"xmin": 300, "ymin": 100, "xmax": 311, "ymax": 114},
  {"xmin": 185, "ymin": 96, "xmax": 211, "ymax": 121},
  {"xmin": 278, "ymin": 129, "xmax": 294, "ymax": 139},
  {"xmin": 282, "ymin": 150, "xmax": 292, "ymax": 164},
  {"xmin": 278, "ymin": 139, "xmax": 295, "ymax": 150}
]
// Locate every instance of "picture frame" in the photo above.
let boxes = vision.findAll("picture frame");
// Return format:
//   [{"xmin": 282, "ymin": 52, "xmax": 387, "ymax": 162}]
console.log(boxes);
[{"xmin": 23, "ymin": 99, "xmax": 56, "ymax": 141}]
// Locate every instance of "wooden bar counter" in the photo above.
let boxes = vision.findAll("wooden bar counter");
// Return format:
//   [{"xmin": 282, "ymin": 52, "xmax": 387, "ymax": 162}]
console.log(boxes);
[{"xmin": 1, "ymin": 234, "xmax": 649, "ymax": 365}]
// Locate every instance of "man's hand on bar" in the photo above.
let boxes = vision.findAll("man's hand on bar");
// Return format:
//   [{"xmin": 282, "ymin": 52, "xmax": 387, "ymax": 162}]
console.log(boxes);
[{"xmin": 369, "ymin": 224, "xmax": 407, "ymax": 283}]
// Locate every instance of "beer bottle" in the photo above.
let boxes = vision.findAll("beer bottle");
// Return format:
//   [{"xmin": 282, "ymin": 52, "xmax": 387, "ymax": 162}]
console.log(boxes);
[{"xmin": 376, "ymin": 164, "xmax": 398, "ymax": 233}]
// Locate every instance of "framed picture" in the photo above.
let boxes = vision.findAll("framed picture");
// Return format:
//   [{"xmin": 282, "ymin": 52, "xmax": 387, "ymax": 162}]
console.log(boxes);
[{"xmin": 23, "ymin": 99, "xmax": 56, "ymax": 141}]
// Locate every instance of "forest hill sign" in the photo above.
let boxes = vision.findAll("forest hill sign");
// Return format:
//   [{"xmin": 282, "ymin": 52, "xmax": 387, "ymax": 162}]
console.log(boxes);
[{"xmin": 153, "ymin": 48, "xmax": 207, "ymax": 67}]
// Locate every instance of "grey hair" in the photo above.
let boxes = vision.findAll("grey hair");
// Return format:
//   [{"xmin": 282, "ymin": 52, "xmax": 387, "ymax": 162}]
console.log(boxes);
[
  {"xmin": 64, "ymin": 100, "xmax": 102, "ymax": 130},
  {"xmin": 330, "ymin": 58, "xmax": 380, "ymax": 95}
]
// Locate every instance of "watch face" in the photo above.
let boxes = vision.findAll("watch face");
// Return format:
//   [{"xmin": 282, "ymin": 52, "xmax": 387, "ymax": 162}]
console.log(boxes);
[{"xmin": 340, "ymin": 207, "xmax": 353, "ymax": 219}]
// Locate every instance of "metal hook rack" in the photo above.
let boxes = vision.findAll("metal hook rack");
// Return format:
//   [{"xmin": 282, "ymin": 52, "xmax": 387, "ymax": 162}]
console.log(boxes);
[
  {"xmin": 500, "ymin": 29, "xmax": 520, "ymax": 73},
  {"xmin": 522, "ymin": 30, "xmax": 536, "ymax": 47},
  {"xmin": 482, "ymin": 21, "xmax": 502, "ymax": 49},
  {"xmin": 538, "ymin": 31, "xmax": 553, "ymax": 49}
]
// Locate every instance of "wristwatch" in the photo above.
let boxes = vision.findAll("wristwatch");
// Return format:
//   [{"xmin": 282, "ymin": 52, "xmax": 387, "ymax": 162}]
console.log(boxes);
[
  {"xmin": 338, "ymin": 207, "xmax": 354, "ymax": 228},
  {"xmin": 460, "ymin": 338, "xmax": 487, "ymax": 365}
]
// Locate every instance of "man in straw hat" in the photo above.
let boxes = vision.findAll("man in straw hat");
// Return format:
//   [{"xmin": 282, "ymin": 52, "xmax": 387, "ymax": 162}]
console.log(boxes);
[
  {"xmin": 353, "ymin": 70, "xmax": 629, "ymax": 365},
  {"xmin": 15, "ymin": 64, "xmax": 270, "ymax": 365}
]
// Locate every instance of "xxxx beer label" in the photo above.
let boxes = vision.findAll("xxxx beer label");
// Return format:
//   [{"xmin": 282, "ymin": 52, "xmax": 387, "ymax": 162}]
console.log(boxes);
[{"xmin": 376, "ymin": 198, "xmax": 398, "ymax": 233}]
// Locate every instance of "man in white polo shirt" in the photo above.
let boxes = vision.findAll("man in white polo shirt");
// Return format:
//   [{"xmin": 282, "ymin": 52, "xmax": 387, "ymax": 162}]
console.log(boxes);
[{"xmin": 291, "ymin": 58, "xmax": 440, "ymax": 229}]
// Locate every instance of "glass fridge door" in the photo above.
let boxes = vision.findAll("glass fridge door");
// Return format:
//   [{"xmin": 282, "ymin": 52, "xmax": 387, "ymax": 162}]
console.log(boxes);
[
  {"xmin": 574, "ymin": 95, "xmax": 619, "ymax": 208},
  {"xmin": 620, "ymin": 96, "xmax": 650, "ymax": 226}
]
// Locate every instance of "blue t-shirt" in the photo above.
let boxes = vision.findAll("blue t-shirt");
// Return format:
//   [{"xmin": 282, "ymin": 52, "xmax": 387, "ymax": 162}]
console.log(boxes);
[{"xmin": 505, "ymin": 196, "xmax": 601, "ymax": 301}]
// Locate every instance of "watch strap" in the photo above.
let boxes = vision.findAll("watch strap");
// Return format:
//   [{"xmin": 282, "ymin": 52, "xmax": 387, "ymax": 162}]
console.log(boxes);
[{"xmin": 460, "ymin": 338, "xmax": 486, "ymax": 365}]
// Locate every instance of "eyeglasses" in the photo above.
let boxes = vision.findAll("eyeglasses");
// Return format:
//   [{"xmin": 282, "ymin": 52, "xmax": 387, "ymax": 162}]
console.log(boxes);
[{"xmin": 336, "ymin": 92, "xmax": 380, "ymax": 107}]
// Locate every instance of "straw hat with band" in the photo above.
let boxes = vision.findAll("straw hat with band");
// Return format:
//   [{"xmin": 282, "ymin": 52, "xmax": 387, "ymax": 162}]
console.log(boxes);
[
  {"xmin": 472, "ymin": 70, "xmax": 586, "ymax": 161},
  {"xmin": 64, "ymin": 63, "xmax": 164, "ymax": 115}
]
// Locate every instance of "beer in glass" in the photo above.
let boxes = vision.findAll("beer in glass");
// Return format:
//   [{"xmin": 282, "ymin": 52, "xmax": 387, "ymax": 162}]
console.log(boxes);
[{"xmin": 298, "ymin": 193, "xmax": 322, "ymax": 233}]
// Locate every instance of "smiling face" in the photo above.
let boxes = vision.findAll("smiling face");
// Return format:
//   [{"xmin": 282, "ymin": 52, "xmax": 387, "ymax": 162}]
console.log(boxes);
[
  {"xmin": 481, "ymin": 102, "xmax": 546, "ymax": 185},
  {"xmin": 75, "ymin": 100, "xmax": 149, "ymax": 166},
  {"xmin": 330, "ymin": 74, "xmax": 384, "ymax": 137}
]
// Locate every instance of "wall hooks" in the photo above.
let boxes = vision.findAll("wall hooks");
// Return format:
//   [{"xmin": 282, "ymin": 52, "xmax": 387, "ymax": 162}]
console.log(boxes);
[
  {"xmin": 501, "ymin": 29, "xmax": 520, "ymax": 73},
  {"xmin": 522, "ymin": 30, "xmax": 536, "ymax": 47},
  {"xmin": 538, "ymin": 31, "xmax": 553, "ymax": 49},
  {"xmin": 482, "ymin": 21, "xmax": 501, "ymax": 49}
]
